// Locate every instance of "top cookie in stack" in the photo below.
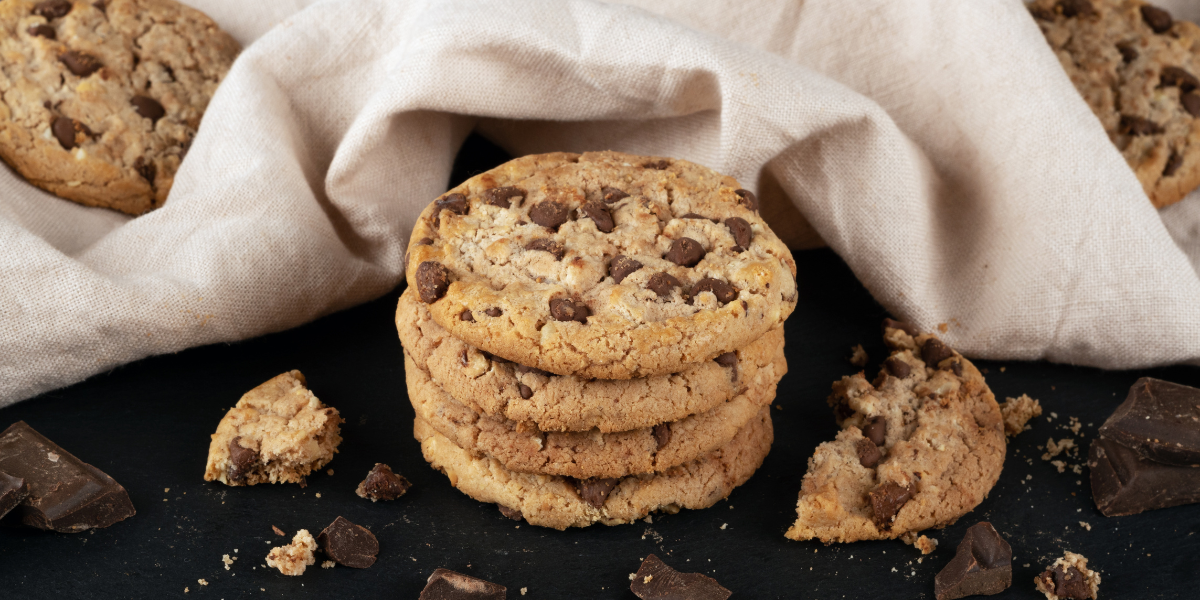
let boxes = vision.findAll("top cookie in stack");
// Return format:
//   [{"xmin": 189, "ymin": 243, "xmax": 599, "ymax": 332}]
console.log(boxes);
[{"xmin": 398, "ymin": 151, "xmax": 797, "ymax": 529}]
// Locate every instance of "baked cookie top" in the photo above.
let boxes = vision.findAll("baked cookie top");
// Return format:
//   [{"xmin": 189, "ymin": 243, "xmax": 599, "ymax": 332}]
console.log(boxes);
[
  {"xmin": 785, "ymin": 320, "xmax": 1006, "ymax": 543},
  {"xmin": 1032, "ymin": 0, "xmax": 1200, "ymax": 208},
  {"xmin": 0, "ymin": 0, "xmax": 239, "ymax": 215},
  {"xmin": 404, "ymin": 151, "xmax": 797, "ymax": 380}
]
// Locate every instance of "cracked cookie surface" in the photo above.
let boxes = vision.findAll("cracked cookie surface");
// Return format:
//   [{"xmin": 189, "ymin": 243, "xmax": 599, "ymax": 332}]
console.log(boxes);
[
  {"xmin": 1032, "ymin": 0, "xmax": 1200, "ymax": 207},
  {"xmin": 0, "ymin": 0, "xmax": 239, "ymax": 215},
  {"xmin": 404, "ymin": 151, "xmax": 797, "ymax": 379},
  {"xmin": 785, "ymin": 322, "xmax": 1005, "ymax": 543}
]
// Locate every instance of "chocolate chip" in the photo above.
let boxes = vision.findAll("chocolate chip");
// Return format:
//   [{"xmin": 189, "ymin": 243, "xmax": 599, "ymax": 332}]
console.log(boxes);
[
  {"xmin": 420, "ymin": 568, "xmax": 506, "ymax": 600},
  {"xmin": 498, "ymin": 505, "xmax": 523, "ymax": 521},
  {"xmin": 734, "ymin": 188, "xmax": 759, "ymax": 211},
  {"xmin": 1058, "ymin": 0, "xmax": 1094, "ymax": 18},
  {"xmin": 1161, "ymin": 66, "xmax": 1200, "ymax": 92},
  {"xmin": 665, "ymin": 237, "xmax": 705, "ymax": 267},
  {"xmin": 653, "ymin": 424, "xmax": 671, "ymax": 449},
  {"xmin": 609, "ymin": 255, "xmax": 642, "ymax": 284},
  {"xmin": 1183, "ymin": 92, "xmax": 1200, "ymax": 117},
  {"xmin": 28, "ymin": 24, "xmax": 56, "ymax": 39},
  {"xmin": 862, "ymin": 416, "xmax": 887, "ymax": 446},
  {"xmin": 458, "ymin": 349, "xmax": 469, "ymax": 366},
  {"xmin": 227, "ymin": 437, "xmax": 258, "ymax": 482},
  {"xmin": 882, "ymin": 318, "xmax": 918, "ymax": 336},
  {"xmin": 133, "ymin": 157, "xmax": 156, "ymax": 184},
  {"xmin": 922, "ymin": 338, "xmax": 955, "ymax": 367},
  {"xmin": 355, "ymin": 463, "xmax": 410, "ymax": 501},
  {"xmin": 725, "ymin": 217, "xmax": 752, "ymax": 251},
  {"xmin": 869, "ymin": 480, "xmax": 914, "ymax": 529},
  {"xmin": 1163, "ymin": 152, "xmax": 1184, "ymax": 177},
  {"xmin": 601, "ymin": 186, "xmax": 628, "ymax": 203},
  {"xmin": 33, "ymin": 0, "xmax": 72, "ymax": 19},
  {"xmin": 415, "ymin": 237, "xmax": 434, "ymax": 246},
  {"xmin": 549, "ymin": 298, "xmax": 589, "ymax": 323},
  {"xmin": 531, "ymin": 201, "xmax": 572, "ymax": 230},
  {"xmin": 643, "ymin": 159, "xmax": 670, "ymax": 170},
  {"xmin": 524, "ymin": 238, "xmax": 565, "ymax": 260},
  {"xmin": 435, "ymin": 193, "xmax": 469, "ymax": 217},
  {"xmin": 518, "ymin": 384, "xmax": 532, "ymax": 399},
  {"xmin": 934, "ymin": 522, "xmax": 1013, "ymax": 600},
  {"xmin": 883, "ymin": 356, "xmax": 911, "ymax": 379},
  {"xmin": 856, "ymin": 438, "xmax": 882, "ymax": 469},
  {"xmin": 950, "ymin": 360, "xmax": 964, "ymax": 377},
  {"xmin": 1141, "ymin": 4, "xmax": 1173, "ymax": 33},
  {"xmin": 1120, "ymin": 114, "xmax": 1163, "ymax": 136},
  {"xmin": 1039, "ymin": 566, "xmax": 1093, "ymax": 600},
  {"xmin": 317, "ymin": 516, "xmax": 378, "ymax": 569},
  {"xmin": 51, "ymin": 116, "xmax": 89, "ymax": 150},
  {"xmin": 681, "ymin": 212, "xmax": 715, "ymax": 221},
  {"xmin": 581, "ymin": 200, "xmax": 614, "ymax": 233},
  {"xmin": 130, "ymin": 95, "xmax": 165, "ymax": 123},
  {"xmin": 576, "ymin": 477, "xmax": 620, "ymax": 508},
  {"xmin": 690, "ymin": 277, "xmax": 736, "ymax": 304},
  {"xmin": 646, "ymin": 272, "xmax": 683, "ymax": 299},
  {"xmin": 630, "ymin": 554, "xmax": 731, "ymax": 600},
  {"xmin": 59, "ymin": 50, "xmax": 102, "ymax": 77},
  {"xmin": 415, "ymin": 261, "xmax": 450, "ymax": 303},
  {"xmin": 1116, "ymin": 42, "xmax": 1138, "ymax": 63},
  {"xmin": 714, "ymin": 352, "xmax": 737, "ymax": 367},
  {"xmin": 485, "ymin": 307, "xmax": 502, "ymax": 317},
  {"xmin": 459, "ymin": 309, "xmax": 474, "ymax": 322},
  {"xmin": 482, "ymin": 186, "xmax": 523, "ymax": 208}
]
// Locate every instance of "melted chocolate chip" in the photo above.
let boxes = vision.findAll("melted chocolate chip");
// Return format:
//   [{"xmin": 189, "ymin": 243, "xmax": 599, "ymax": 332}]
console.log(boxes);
[
  {"xmin": 1116, "ymin": 42, "xmax": 1138, "ymax": 63},
  {"xmin": 435, "ymin": 193, "xmax": 469, "ymax": 217},
  {"xmin": 950, "ymin": 360, "xmax": 964, "ymax": 377},
  {"xmin": 133, "ymin": 157, "xmax": 156, "ymax": 184},
  {"xmin": 227, "ymin": 437, "xmax": 258, "ymax": 482},
  {"xmin": 609, "ymin": 255, "xmax": 643, "ymax": 284},
  {"xmin": 498, "ymin": 505, "xmax": 523, "ymax": 521},
  {"xmin": 524, "ymin": 238, "xmax": 565, "ymax": 260},
  {"xmin": 59, "ymin": 50, "xmax": 102, "ymax": 77},
  {"xmin": 1141, "ymin": 4, "xmax": 1173, "ymax": 33},
  {"xmin": 680, "ymin": 212, "xmax": 715, "ymax": 221},
  {"xmin": 856, "ymin": 438, "xmax": 882, "ymax": 468},
  {"xmin": 1161, "ymin": 66, "xmax": 1200, "ymax": 92},
  {"xmin": 665, "ymin": 237, "xmax": 705, "ymax": 267},
  {"xmin": 646, "ymin": 272, "xmax": 683, "ymax": 299},
  {"xmin": 130, "ymin": 95, "xmax": 165, "ymax": 123},
  {"xmin": 922, "ymin": 338, "xmax": 955, "ymax": 367},
  {"xmin": 862, "ymin": 416, "xmax": 887, "ymax": 446},
  {"xmin": 355, "ymin": 463, "xmax": 410, "ymax": 501},
  {"xmin": 601, "ymin": 186, "xmax": 628, "ymax": 203},
  {"xmin": 33, "ymin": 0, "xmax": 72, "ymax": 19},
  {"xmin": 415, "ymin": 237, "xmax": 434, "ymax": 246},
  {"xmin": 1120, "ymin": 114, "xmax": 1163, "ymax": 136},
  {"xmin": 883, "ymin": 356, "xmax": 911, "ymax": 379},
  {"xmin": 581, "ymin": 200, "xmax": 614, "ymax": 232},
  {"xmin": 549, "ymin": 298, "xmax": 589, "ymax": 323},
  {"xmin": 483, "ymin": 186, "xmax": 523, "ymax": 208},
  {"xmin": 1183, "ymin": 92, "xmax": 1200, "ymax": 117},
  {"xmin": 1163, "ymin": 152, "xmax": 1183, "ymax": 177},
  {"xmin": 459, "ymin": 309, "xmax": 474, "ymax": 322},
  {"xmin": 28, "ymin": 24, "xmax": 56, "ymax": 39},
  {"xmin": 415, "ymin": 261, "xmax": 450, "ymax": 303},
  {"xmin": 1058, "ymin": 0, "xmax": 1095, "ymax": 18},
  {"xmin": 714, "ymin": 352, "xmax": 737, "ymax": 367},
  {"xmin": 51, "ymin": 117, "xmax": 89, "ymax": 150},
  {"xmin": 869, "ymin": 480, "xmax": 914, "ymax": 529},
  {"xmin": 653, "ymin": 424, "xmax": 671, "ymax": 449},
  {"xmin": 643, "ymin": 159, "xmax": 669, "ymax": 170},
  {"xmin": 518, "ymin": 384, "xmax": 532, "ymax": 399},
  {"xmin": 734, "ymin": 188, "xmax": 759, "ymax": 211},
  {"xmin": 690, "ymin": 277, "xmax": 736, "ymax": 304},
  {"xmin": 725, "ymin": 217, "xmax": 752, "ymax": 251},
  {"xmin": 576, "ymin": 477, "xmax": 620, "ymax": 508},
  {"xmin": 485, "ymin": 307, "xmax": 502, "ymax": 317},
  {"xmin": 529, "ymin": 200, "xmax": 570, "ymax": 230}
]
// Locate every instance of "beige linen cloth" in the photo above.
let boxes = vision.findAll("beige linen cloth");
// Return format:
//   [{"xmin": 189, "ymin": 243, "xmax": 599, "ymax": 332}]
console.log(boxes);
[{"xmin": 3, "ymin": 0, "xmax": 1200, "ymax": 406}]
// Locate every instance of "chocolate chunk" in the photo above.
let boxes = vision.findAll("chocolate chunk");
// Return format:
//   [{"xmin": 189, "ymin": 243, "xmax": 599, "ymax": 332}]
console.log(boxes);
[
  {"xmin": 665, "ymin": 237, "xmax": 705, "ymax": 267},
  {"xmin": 576, "ymin": 477, "xmax": 620, "ymax": 508},
  {"xmin": 51, "ymin": 117, "xmax": 89, "ymax": 150},
  {"xmin": 549, "ymin": 298, "xmax": 589, "ymax": 323},
  {"xmin": 921, "ymin": 338, "xmax": 955, "ymax": 367},
  {"xmin": 28, "ymin": 24, "xmax": 56, "ymax": 39},
  {"xmin": 855, "ymin": 438, "xmax": 882, "ymax": 468},
  {"xmin": 882, "ymin": 317, "xmax": 918, "ymax": 336},
  {"xmin": 680, "ymin": 212, "xmax": 712, "ymax": 221},
  {"xmin": 1183, "ymin": 92, "xmax": 1200, "ymax": 118},
  {"xmin": 646, "ymin": 272, "xmax": 683, "ymax": 299},
  {"xmin": 435, "ymin": 193, "xmax": 469, "ymax": 217},
  {"xmin": 1116, "ymin": 42, "xmax": 1138, "ymax": 63},
  {"xmin": 420, "ymin": 568, "xmax": 506, "ymax": 600},
  {"xmin": 1037, "ymin": 566, "xmax": 1093, "ymax": 600},
  {"xmin": 518, "ymin": 384, "xmax": 532, "ymax": 399},
  {"xmin": 1161, "ymin": 66, "xmax": 1200, "ymax": 92},
  {"xmin": 883, "ymin": 356, "xmax": 912, "ymax": 379},
  {"xmin": 581, "ymin": 200, "xmax": 614, "ymax": 232},
  {"xmin": 1120, "ymin": 114, "xmax": 1163, "ymax": 136},
  {"xmin": 653, "ymin": 424, "xmax": 671, "ymax": 449},
  {"xmin": 317, "ymin": 516, "xmax": 378, "ymax": 569},
  {"xmin": 714, "ymin": 351, "xmax": 737, "ymax": 367},
  {"xmin": 485, "ymin": 307, "xmax": 502, "ymax": 317},
  {"xmin": 1164, "ymin": 152, "xmax": 1183, "ymax": 177},
  {"xmin": 1091, "ymin": 435, "xmax": 1200, "ymax": 517},
  {"xmin": 643, "ymin": 159, "xmax": 670, "ymax": 170},
  {"xmin": 33, "ymin": 0, "xmax": 72, "ymax": 18},
  {"xmin": 601, "ymin": 186, "xmax": 628, "ymax": 203},
  {"xmin": 949, "ymin": 360, "xmax": 963, "ymax": 377},
  {"xmin": 734, "ymin": 188, "xmax": 759, "ymax": 211},
  {"xmin": 227, "ymin": 436, "xmax": 258, "ymax": 482},
  {"xmin": 1100, "ymin": 378, "xmax": 1200, "ymax": 466},
  {"xmin": 869, "ymin": 480, "xmax": 914, "ymax": 529},
  {"xmin": 459, "ymin": 309, "xmax": 474, "ymax": 322},
  {"xmin": 690, "ymin": 277, "xmax": 736, "ymax": 304},
  {"xmin": 630, "ymin": 554, "xmax": 731, "ymax": 600},
  {"xmin": 133, "ymin": 156, "xmax": 156, "ymax": 184},
  {"xmin": 529, "ymin": 200, "xmax": 570, "ymax": 230},
  {"xmin": 524, "ymin": 238, "xmax": 565, "ymax": 260},
  {"xmin": 482, "ymin": 186, "xmax": 523, "ymax": 209},
  {"xmin": 415, "ymin": 261, "xmax": 450, "ymax": 303},
  {"xmin": 609, "ymin": 255, "xmax": 642, "ymax": 284},
  {"xmin": 862, "ymin": 416, "xmax": 887, "ymax": 446},
  {"xmin": 0, "ymin": 421, "xmax": 135, "ymax": 532},
  {"xmin": 1058, "ymin": 0, "xmax": 1094, "ymax": 18},
  {"xmin": 130, "ymin": 95, "xmax": 165, "ymax": 123},
  {"xmin": 934, "ymin": 522, "xmax": 1013, "ymax": 600},
  {"xmin": 355, "ymin": 463, "xmax": 411, "ymax": 501},
  {"xmin": 498, "ymin": 505, "xmax": 523, "ymax": 521},
  {"xmin": 1141, "ymin": 4, "xmax": 1173, "ymax": 33},
  {"xmin": 59, "ymin": 50, "xmax": 102, "ymax": 77},
  {"xmin": 724, "ymin": 217, "xmax": 752, "ymax": 251},
  {"xmin": 0, "ymin": 471, "xmax": 29, "ymax": 521}
]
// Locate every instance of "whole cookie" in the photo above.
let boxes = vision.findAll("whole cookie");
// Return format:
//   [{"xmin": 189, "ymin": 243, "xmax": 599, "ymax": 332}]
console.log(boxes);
[
  {"xmin": 404, "ymin": 151, "xmax": 797, "ymax": 379},
  {"xmin": 0, "ymin": 0, "xmax": 240, "ymax": 215},
  {"xmin": 405, "ymin": 350, "xmax": 780, "ymax": 479},
  {"xmin": 396, "ymin": 286, "xmax": 787, "ymax": 433},
  {"xmin": 414, "ymin": 406, "xmax": 773, "ymax": 530},
  {"xmin": 1032, "ymin": 0, "xmax": 1200, "ymax": 208},
  {"xmin": 785, "ymin": 321, "xmax": 1005, "ymax": 543}
]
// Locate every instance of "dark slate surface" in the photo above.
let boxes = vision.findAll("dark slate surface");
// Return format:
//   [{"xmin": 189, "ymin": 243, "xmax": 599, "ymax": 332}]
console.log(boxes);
[{"xmin": 1, "ymin": 134, "xmax": 1197, "ymax": 599}]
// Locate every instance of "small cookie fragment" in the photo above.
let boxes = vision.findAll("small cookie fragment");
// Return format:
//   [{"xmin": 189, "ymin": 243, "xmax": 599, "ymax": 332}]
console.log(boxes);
[
  {"xmin": 355, "ymin": 463, "xmax": 411, "ymax": 501},
  {"xmin": 317, "ymin": 516, "xmax": 378, "ymax": 569},
  {"xmin": 849, "ymin": 344, "xmax": 868, "ymax": 367},
  {"xmin": 1034, "ymin": 551, "xmax": 1100, "ymax": 600},
  {"xmin": 1000, "ymin": 394, "xmax": 1043, "ymax": 437},
  {"xmin": 266, "ymin": 530, "xmax": 317, "ymax": 576},
  {"xmin": 630, "ymin": 554, "xmax": 731, "ymax": 600},
  {"xmin": 419, "ymin": 568, "xmax": 506, "ymax": 600},
  {"xmin": 934, "ymin": 522, "xmax": 1012, "ymax": 600},
  {"xmin": 0, "ymin": 471, "xmax": 29, "ymax": 521}
]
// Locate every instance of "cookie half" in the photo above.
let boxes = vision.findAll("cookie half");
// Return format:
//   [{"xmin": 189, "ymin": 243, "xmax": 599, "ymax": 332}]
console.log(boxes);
[
  {"xmin": 404, "ymin": 151, "xmax": 797, "ymax": 379},
  {"xmin": 415, "ymin": 406, "xmax": 773, "ymax": 530},
  {"xmin": 0, "ymin": 0, "xmax": 239, "ymax": 214},
  {"xmin": 396, "ymin": 286, "xmax": 786, "ymax": 433},
  {"xmin": 784, "ymin": 322, "xmax": 1005, "ymax": 543}
]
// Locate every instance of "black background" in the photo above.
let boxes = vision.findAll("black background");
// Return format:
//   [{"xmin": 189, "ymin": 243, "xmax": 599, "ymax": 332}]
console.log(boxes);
[{"xmin": 1, "ymin": 134, "xmax": 1197, "ymax": 599}]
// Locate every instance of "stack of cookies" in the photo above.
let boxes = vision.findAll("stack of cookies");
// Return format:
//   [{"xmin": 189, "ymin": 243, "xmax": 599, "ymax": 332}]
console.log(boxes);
[{"xmin": 396, "ymin": 151, "xmax": 797, "ymax": 529}]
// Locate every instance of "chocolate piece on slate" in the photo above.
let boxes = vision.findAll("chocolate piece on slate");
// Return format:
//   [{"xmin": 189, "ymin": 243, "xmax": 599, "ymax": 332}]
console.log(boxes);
[
  {"xmin": 1088, "ymin": 436, "xmax": 1200, "ymax": 516},
  {"xmin": 0, "ymin": 421, "xmax": 135, "ymax": 532},
  {"xmin": 317, "ymin": 516, "xmax": 378, "ymax": 568},
  {"xmin": 1099, "ymin": 378, "xmax": 1200, "ymax": 466},
  {"xmin": 420, "ymin": 568, "xmax": 506, "ymax": 600},
  {"xmin": 933, "ymin": 522, "xmax": 1013, "ymax": 600},
  {"xmin": 0, "ymin": 471, "xmax": 29, "ymax": 521},
  {"xmin": 355, "ymin": 463, "xmax": 411, "ymax": 501},
  {"xmin": 630, "ymin": 554, "xmax": 731, "ymax": 600}
]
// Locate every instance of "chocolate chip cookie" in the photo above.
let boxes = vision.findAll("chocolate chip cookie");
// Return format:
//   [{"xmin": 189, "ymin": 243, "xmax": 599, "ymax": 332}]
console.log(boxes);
[
  {"xmin": 405, "ymin": 151, "xmax": 797, "ymax": 379},
  {"xmin": 1032, "ymin": 0, "xmax": 1200, "ymax": 207},
  {"xmin": 414, "ymin": 406, "xmax": 773, "ymax": 530},
  {"xmin": 0, "ymin": 0, "xmax": 239, "ymax": 215},
  {"xmin": 784, "ymin": 320, "xmax": 1006, "ymax": 543},
  {"xmin": 396, "ymin": 287, "xmax": 786, "ymax": 433}
]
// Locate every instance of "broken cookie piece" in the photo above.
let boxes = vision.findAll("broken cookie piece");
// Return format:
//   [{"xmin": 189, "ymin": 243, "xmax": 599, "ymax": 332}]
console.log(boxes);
[
  {"xmin": 1034, "ymin": 551, "xmax": 1100, "ymax": 600},
  {"xmin": 1000, "ymin": 394, "xmax": 1042, "ymax": 437},
  {"xmin": 419, "ymin": 568, "xmax": 506, "ymax": 599},
  {"xmin": 934, "ymin": 522, "xmax": 1012, "ymax": 600},
  {"xmin": 203, "ymin": 371, "xmax": 343, "ymax": 486},
  {"xmin": 317, "ymin": 516, "xmax": 378, "ymax": 569},
  {"xmin": 355, "ymin": 463, "xmax": 410, "ymax": 501},
  {"xmin": 266, "ymin": 529, "xmax": 317, "ymax": 576},
  {"xmin": 630, "ymin": 554, "xmax": 731, "ymax": 600}
]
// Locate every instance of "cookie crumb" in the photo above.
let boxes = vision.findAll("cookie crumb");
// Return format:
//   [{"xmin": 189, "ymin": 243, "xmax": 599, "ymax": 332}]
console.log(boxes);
[
  {"xmin": 1000, "ymin": 395, "xmax": 1043, "ymax": 437},
  {"xmin": 315, "ymin": 493, "xmax": 321, "ymax": 498},
  {"xmin": 321, "ymin": 560, "xmax": 336, "ymax": 569},
  {"xmin": 720, "ymin": 523, "xmax": 727, "ymax": 530},
  {"xmin": 1051, "ymin": 460, "xmax": 1067, "ymax": 473},
  {"xmin": 849, "ymin": 344, "xmax": 868, "ymax": 367},
  {"xmin": 272, "ymin": 525, "xmax": 285, "ymax": 536},
  {"xmin": 1079, "ymin": 522, "xmax": 1091, "ymax": 531},
  {"xmin": 1034, "ymin": 551, "xmax": 1100, "ymax": 600},
  {"xmin": 266, "ymin": 530, "xmax": 317, "ymax": 576},
  {"xmin": 198, "ymin": 579, "xmax": 207, "ymax": 586},
  {"xmin": 222, "ymin": 554, "xmax": 237, "ymax": 570},
  {"xmin": 1042, "ymin": 437, "xmax": 1076, "ymax": 461},
  {"xmin": 327, "ymin": 469, "xmax": 334, "ymax": 476},
  {"xmin": 521, "ymin": 588, "xmax": 528, "ymax": 596}
]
